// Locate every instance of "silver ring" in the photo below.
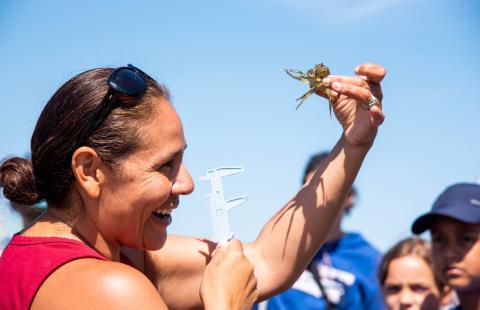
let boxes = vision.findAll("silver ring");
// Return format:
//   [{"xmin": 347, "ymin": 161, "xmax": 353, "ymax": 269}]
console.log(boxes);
[{"xmin": 361, "ymin": 94, "xmax": 379, "ymax": 110}]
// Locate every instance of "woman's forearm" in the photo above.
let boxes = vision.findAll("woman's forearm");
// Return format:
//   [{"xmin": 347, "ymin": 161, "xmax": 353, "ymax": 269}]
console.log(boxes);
[{"xmin": 245, "ymin": 135, "xmax": 370, "ymax": 299}]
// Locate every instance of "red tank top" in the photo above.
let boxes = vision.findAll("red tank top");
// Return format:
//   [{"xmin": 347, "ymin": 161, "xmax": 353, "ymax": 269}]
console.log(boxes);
[{"xmin": 0, "ymin": 234, "xmax": 108, "ymax": 310}]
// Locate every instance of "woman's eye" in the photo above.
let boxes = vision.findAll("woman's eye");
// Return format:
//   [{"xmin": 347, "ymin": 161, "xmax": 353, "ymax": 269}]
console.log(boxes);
[
  {"xmin": 153, "ymin": 152, "xmax": 183, "ymax": 175},
  {"xmin": 156, "ymin": 160, "xmax": 175, "ymax": 172},
  {"xmin": 163, "ymin": 161, "xmax": 175, "ymax": 169}
]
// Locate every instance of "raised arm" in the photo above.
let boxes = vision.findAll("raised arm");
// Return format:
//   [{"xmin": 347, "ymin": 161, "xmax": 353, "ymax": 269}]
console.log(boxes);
[
  {"xmin": 248, "ymin": 63, "xmax": 386, "ymax": 297},
  {"xmin": 142, "ymin": 63, "xmax": 386, "ymax": 309}
]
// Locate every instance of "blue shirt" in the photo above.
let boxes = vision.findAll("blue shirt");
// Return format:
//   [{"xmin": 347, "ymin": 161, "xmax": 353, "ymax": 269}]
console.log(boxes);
[{"xmin": 255, "ymin": 232, "xmax": 385, "ymax": 309}]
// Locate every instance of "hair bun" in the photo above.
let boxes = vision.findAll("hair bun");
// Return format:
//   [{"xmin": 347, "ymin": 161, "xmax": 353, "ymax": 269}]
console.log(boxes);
[{"xmin": 0, "ymin": 157, "xmax": 41, "ymax": 205}]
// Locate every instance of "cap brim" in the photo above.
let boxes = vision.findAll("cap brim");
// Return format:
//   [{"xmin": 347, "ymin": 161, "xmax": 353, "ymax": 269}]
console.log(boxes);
[
  {"xmin": 411, "ymin": 208, "xmax": 480, "ymax": 234},
  {"xmin": 411, "ymin": 213, "xmax": 436, "ymax": 234}
]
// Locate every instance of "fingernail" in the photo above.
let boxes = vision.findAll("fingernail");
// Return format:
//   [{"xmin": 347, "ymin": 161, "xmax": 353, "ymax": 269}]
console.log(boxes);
[
  {"xmin": 354, "ymin": 66, "xmax": 360, "ymax": 73},
  {"xmin": 322, "ymin": 77, "xmax": 331, "ymax": 85},
  {"xmin": 332, "ymin": 81, "xmax": 342, "ymax": 91}
]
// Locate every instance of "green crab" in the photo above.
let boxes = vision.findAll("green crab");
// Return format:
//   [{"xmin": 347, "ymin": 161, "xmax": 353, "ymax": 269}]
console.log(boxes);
[{"xmin": 284, "ymin": 63, "xmax": 333, "ymax": 113}]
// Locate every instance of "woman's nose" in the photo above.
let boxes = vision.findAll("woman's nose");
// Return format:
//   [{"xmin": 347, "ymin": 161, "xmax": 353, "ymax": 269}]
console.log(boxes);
[{"xmin": 172, "ymin": 164, "xmax": 194, "ymax": 195}]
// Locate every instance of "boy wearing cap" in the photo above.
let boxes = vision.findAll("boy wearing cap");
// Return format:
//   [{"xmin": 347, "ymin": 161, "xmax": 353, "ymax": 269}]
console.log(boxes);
[{"xmin": 412, "ymin": 183, "xmax": 480, "ymax": 310}]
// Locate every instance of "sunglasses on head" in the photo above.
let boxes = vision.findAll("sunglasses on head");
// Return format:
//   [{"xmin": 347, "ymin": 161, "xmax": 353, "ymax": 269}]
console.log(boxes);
[{"xmin": 74, "ymin": 64, "xmax": 152, "ymax": 151}]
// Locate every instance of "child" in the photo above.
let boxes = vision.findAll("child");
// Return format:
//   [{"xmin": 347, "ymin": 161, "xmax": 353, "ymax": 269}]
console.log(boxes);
[
  {"xmin": 412, "ymin": 183, "xmax": 480, "ymax": 310},
  {"xmin": 379, "ymin": 237, "xmax": 452, "ymax": 309}
]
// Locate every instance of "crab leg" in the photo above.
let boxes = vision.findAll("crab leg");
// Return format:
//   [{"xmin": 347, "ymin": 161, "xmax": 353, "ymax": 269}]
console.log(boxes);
[
  {"xmin": 295, "ymin": 88, "xmax": 315, "ymax": 110},
  {"xmin": 284, "ymin": 69, "xmax": 307, "ymax": 82}
]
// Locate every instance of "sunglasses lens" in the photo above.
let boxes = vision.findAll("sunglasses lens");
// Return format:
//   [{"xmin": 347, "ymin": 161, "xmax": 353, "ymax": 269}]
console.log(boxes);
[{"xmin": 109, "ymin": 68, "xmax": 147, "ymax": 96}]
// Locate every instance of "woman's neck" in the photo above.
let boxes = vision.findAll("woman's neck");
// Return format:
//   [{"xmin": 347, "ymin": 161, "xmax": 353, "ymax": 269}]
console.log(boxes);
[
  {"xmin": 24, "ymin": 210, "xmax": 120, "ymax": 261},
  {"xmin": 73, "ymin": 217, "xmax": 120, "ymax": 261}
]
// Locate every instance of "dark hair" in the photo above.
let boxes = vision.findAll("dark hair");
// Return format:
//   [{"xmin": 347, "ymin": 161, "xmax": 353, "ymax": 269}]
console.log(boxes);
[
  {"xmin": 378, "ymin": 237, "xmax": 443, "ymax": 290},
  {"xmin": 0, "ymin": 67, "xmax": 169, "ymax": 207}
]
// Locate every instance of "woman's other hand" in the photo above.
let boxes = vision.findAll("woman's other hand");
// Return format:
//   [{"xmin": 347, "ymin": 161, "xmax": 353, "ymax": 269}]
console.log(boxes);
[{"xmin": 200, "ymin": 239, "xmax": 258, "ymax": 310}]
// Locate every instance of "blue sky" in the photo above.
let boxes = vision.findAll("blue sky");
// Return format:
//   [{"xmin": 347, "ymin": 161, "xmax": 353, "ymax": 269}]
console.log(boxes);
[{"xmin": 1, "ymin": 0, "xmax": 479, "ymax": 252}]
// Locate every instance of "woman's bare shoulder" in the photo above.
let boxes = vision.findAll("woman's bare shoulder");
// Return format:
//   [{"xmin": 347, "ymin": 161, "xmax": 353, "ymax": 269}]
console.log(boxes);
[{"xmin": 31, "ymin": 258, "xmax": 168, "ymax": 310}]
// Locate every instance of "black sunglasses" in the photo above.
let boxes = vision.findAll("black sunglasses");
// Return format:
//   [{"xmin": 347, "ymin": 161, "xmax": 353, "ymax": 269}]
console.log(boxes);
[{"xmin": 74, "ymin": 64, "xmax": 151, "ymax": 151}]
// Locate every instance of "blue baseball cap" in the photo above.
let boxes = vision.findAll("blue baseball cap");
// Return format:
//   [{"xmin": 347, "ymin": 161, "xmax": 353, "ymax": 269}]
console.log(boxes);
[{"xmin": 411, "ymin": 183, "xmax": 480, "ymax": 234}]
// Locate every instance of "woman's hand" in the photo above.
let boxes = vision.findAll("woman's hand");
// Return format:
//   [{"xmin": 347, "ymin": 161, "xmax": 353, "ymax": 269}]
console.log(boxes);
[
  {"xmin": 321, "ymin": 63, "xmax": 386, "ymax": 150},
  {"xmin": 200, "ymin": 240, "xmax": 258, "ymax": 310}
]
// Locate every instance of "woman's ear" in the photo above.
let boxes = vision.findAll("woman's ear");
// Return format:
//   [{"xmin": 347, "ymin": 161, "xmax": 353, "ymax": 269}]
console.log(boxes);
[{"xmin": 71, "ymin": 147, "xmax": 104, "ymax": 199}]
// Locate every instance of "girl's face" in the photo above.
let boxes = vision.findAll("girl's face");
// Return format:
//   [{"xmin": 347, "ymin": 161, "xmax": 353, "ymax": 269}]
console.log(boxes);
[
  {"xmin": 431, "ymin": 217, "xmax": 480, "ymax": 292},
  {"xmin": 383, "ymin": 255, "xmax": 441, "ymax": 310},
  {"xmin": 89, "ymin": 98, "xmax": 194, "ymax": 252}
]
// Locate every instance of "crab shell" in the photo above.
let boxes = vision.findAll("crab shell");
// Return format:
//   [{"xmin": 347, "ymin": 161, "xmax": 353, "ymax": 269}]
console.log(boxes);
[{"xmin": 306, "ymin": 64, "xmax": 330, "ymax": 95}]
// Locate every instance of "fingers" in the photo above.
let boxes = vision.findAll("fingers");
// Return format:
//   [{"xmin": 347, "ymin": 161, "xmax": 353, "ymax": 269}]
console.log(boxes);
[
  {"xmin": 321, "ymin": 64, "xmax": 385, "ymax": 103},
  {"xmin": 370, "ymin": 105, "xmax": 385, "ymax": 127},
  {"xmin": 227, "ymin": 239, "xmax": 243, "ymax": 252},
  {"xmin": 329, "ymin": 81, "xmax": 372, "ymax": 104},
  {"xmin": 200, "ymin": 239, "xmax": 258, "ymax": 309},
  {"xmin": 212, "ymin": 239, "xmax": 243, "ymax": 258},
  {"xmin": 322, "ymin": 76, "xmax": 369, "ymax": 88},
  {"xmin": 322, "ymin": 64, "xmax": 386, "ymax": 87},
  {"xmin": 327, "ymin": 89, "xmax": 339, "ymax": 102},
  {"xmin": 354, "ymin": 63, "xmax": 386, "ymax": 84},
  {"xmin": 211, "ymin": 240, "xmax": 229, "ymax": 258}
]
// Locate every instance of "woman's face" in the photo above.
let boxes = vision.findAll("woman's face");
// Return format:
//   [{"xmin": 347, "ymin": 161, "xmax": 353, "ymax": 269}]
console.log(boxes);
[
  {"xmin": 93, "ymin": 98, "xmax": 194, "ymax": 251},
  {"xmin": 431, "ymin": 217, "xmax": 480, "ymax": 292},
  {"xmin": 383, "ymin": 254, "xmax": 441, "ymax": 310}
]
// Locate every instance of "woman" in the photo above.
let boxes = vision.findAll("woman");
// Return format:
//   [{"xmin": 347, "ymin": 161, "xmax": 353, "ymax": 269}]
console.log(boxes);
[
  {"xmin": 379, "ymin": 237, "xmax": 452, "ymax": 309},
  {"xmin": 0, "ymin": 63, "xmax": 385, "ymax": 309}
]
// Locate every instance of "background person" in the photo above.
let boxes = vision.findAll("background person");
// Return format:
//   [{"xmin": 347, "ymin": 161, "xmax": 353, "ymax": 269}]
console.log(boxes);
[
  {"xmin": 412, "ymin": 183, "xmax": 480, "ymax": 310},
  {"xmin": 0, "ymin": 63, "xmax": 386, "ymax": 309},
  {"xmin": 379, "ymin": 237, "xmax": 453, "ymax": 310},
  {"xmin": 256, "ymin": 152, "xmax": 384, "ymax": 309}
]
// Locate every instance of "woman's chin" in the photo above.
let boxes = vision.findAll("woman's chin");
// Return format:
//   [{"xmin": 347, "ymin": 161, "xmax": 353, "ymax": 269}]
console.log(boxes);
[
  {"xmin": 142, "ymin": 217, "xmax": 168, "ymax": 250},
  {"xmin": 143, "ymin": 237, "xmax": 167, "ymax": 251}
]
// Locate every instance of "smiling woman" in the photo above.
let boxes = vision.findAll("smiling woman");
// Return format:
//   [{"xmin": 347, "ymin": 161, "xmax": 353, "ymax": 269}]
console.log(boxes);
[{"xmin": 0, "ymin": 63, "xmax": 386, "ymax": 310}]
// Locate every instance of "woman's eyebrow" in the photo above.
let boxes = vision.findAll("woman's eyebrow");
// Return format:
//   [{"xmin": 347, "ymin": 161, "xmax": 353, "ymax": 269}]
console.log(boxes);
[
  {"xmin": 158, "ymin": 145, "xmax": 188, "ymax": 165},
  {"xmin": 173, "ymin": 144, "xmax": 187, "ymax": 158}
]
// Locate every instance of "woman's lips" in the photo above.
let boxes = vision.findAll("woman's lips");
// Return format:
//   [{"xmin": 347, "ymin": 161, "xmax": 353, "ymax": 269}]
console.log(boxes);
[{"xmin": 152, "ymin": 212, "xmax": 172, "ymax": 226}]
